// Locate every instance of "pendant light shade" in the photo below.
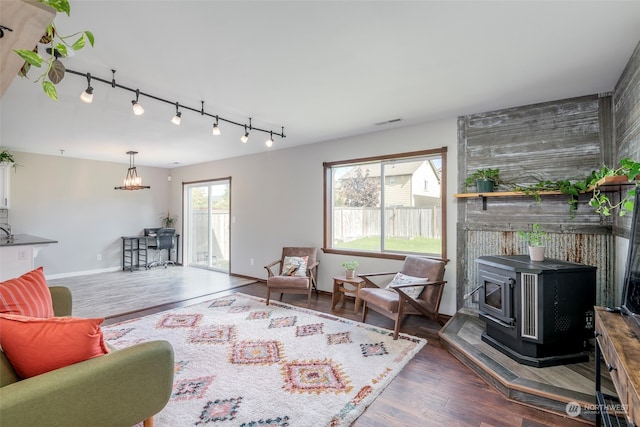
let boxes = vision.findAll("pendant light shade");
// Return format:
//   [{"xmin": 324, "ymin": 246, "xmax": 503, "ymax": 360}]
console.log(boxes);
[{"xmin": 114, "ymin": 151, "xmax": 150, "ymax": 190}]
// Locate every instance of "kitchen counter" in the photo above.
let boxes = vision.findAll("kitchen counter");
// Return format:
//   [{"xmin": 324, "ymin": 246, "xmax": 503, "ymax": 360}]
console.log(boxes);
[
  {"xmin": 0, "ymin": 234, "xmax": 58, "ymax": 280},
  {"xmin": 0, "ymin": 234, "xmax": 58, "ymax": 246}
]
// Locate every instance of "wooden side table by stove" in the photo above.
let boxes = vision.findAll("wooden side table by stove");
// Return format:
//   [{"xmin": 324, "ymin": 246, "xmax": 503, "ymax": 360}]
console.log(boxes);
[
  {"xmin": 594, "ymin": 306, "xmax": 640, "ymax": 427},
  {"xmin": 332, "ymin": 276, "xmax": 365, "ymax": 314}
]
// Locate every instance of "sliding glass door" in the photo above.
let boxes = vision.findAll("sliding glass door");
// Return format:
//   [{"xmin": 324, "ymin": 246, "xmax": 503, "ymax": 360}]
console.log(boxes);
[{"xmin": 184, "ymin": 178, "xmax": 230, "ymax": 272}]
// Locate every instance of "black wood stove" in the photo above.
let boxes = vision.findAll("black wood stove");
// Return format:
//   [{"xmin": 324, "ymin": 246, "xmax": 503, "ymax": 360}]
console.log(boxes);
[{"xmin": 476, "ymin": 255, "xmax": 596, "ymax": 367}]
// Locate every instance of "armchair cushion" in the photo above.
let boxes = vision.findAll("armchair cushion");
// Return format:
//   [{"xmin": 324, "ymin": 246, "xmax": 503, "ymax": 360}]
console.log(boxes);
[
  {"xmin": 282, "ymin": 255, "xmax": 308, "ymax": 276},
  {"xmin": 385, "ymin": 272, "xmax": 428, "ymax": 299},
  {"xmin": 0, "ymin": 267, "xmax": 53, "ymax": 318},
  {"xmin": 0, "ymin": 314, "xmax": 110, "ymax": 378}
]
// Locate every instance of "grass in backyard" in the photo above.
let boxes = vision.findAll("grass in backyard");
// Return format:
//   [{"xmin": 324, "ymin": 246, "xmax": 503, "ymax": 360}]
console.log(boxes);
[{"xmin": 335, "ymin": 236, "xmax": 441, "ymax": 254}]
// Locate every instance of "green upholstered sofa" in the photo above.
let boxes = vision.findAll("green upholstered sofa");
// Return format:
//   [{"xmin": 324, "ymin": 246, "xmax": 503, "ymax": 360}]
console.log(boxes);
[{"xmin": 0, "ymin": 286, "xmax": 174, "ymax": 427}]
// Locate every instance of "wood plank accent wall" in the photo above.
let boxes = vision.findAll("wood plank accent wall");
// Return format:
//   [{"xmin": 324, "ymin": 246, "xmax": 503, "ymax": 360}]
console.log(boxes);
[
  {"xmin": 614, "ymin": 40, "xmax": 640, "ymax": 235},
  {"xmin": 457, "ymin": 95, "xmax": 616, "ymax": 310}
]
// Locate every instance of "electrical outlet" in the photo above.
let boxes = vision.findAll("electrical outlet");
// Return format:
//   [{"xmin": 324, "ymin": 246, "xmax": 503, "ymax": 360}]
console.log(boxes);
[
  {"xmin": 97, "ymin": 254, "xmax": 102, "ymax": 261},
  {"xmin": 250, "ymin": 258, "xmax": 254, "ymax": 266},
  {"xmin": 18, "ymin": 250, "xmax": 27, "ymax": 260}
]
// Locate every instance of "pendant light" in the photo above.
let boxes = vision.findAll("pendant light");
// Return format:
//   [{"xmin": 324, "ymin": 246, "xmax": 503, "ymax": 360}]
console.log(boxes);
[{"xmin": 114, "ymin": 151, "xmax": 150, "ymax": 190}]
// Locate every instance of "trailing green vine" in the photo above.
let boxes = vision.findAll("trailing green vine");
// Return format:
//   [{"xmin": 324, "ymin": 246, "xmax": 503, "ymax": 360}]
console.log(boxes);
[
  {"xmin": 587, "ymin": 158, "xmax": 640, "ymax": 217},
  {"xmin": 13, "ymin": 0, "xmax": 94, "ymax": 100}
]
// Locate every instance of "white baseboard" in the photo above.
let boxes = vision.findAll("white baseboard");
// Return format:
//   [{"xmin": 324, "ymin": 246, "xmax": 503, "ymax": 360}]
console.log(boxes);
[{"xmin": 46, "ymin": 266, "xmax": 121, "ymax": 280}]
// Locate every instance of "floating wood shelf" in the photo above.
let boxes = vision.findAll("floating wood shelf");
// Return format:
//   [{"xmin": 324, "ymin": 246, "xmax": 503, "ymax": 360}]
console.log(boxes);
[
  {"xmin": 455, "ymin": 175, "xmax": 638, "ymax": 211},
  {"xmin": 453, "ymin": 190, "xmax": 563, "ymax": 198}
]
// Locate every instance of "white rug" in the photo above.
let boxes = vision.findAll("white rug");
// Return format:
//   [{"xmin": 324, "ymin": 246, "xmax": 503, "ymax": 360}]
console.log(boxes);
[{"xmin": 103, "ymin": 293, "xmax": 426, "ymax": 426}]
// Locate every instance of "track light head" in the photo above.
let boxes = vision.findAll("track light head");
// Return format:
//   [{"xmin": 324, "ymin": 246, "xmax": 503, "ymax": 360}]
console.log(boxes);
[
  {"xmin": 171, "ymin": 102, "xmax": 182, "ymax": 125},
  {"xmin": 80, "ymin": 72, "xmax": 93, "ymax": 103},
  {"xmin": 132, "ymin": 89, "xmax": 144, "ymax": 115},
  {"xmin": 212, "ymin": 120, "xmax": 221, "ymax": 136},
  {"xmin": 80, "ymin": 86, "xmax": 93, "ymax": 103},
  {"xmin": 266, "ymin": 132, "xmax": 274, "ymax": 147},
  {"xmin": 241, "ymin": 125, "xmax": 249, "ymax": 143}
]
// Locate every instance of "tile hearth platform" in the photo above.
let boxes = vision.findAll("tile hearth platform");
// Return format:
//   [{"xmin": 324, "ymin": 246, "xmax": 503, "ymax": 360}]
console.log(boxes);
[{"xmin": 439, "ymin": 308, "xmax": 616, "ymax": 423}]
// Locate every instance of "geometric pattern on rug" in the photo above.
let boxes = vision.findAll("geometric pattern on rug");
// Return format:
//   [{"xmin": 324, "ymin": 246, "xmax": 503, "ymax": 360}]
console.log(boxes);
[
  {"xmin": 327, "ymin": 331, "xmax": 352, "ymax": 345},
  {"xmin": 172, "ymin": 375, "xmax": 216, "ymax": 401},
  {"xmin": 295, "ymin": 322, "xmax": 323, "ymax": 337},
  {"xmin": 209, "ymin": 299, "xmax": 235, "ymax": 308},
  {"xmin": 246, "ymin": 310, "xmax": 273, "ymax": 320},
  {"xmin": 230, "ymin": 340, "xmax": 284, "ymax": 365},
  {"xmin": 282, "ymin": 358, "xmax": 352, "ymax": 394},
  {"xmin": 196, "ymin": 396, "xmax": 243, "ymax": 424},
  {"xmin": 360, "ymin": 342, "xmax": 389, "ymax": 357},
  {"xmin": 239, "ymin": 416, "xmax": 290, "ymax": 427},
  {"xmin": 228, "ymin": 305, "xmax": 251, "ymax": 314},
  {"xmin": 101, "ymin": 327, "xmax": 134, "ymax": 341},
  {"xmin": 157, "ymin": 313, "xmax": 202, "ymax": 329},
  {"xmin": 189, "ymin": 325, "xmax": 236, "ymax": 344},
  {"xmin": 268, "ymin": 316, "xmax": 297, "ymax": 328},
  {"xmin": 104, "ymin": 292, "xmax": 426, "ymax": 427}
]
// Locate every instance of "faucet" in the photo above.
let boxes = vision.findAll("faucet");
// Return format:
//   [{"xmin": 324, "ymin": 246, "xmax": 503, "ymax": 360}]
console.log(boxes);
[{"xmin": 0, "ymin": 223, "xmax": 12, "ymax": 239}]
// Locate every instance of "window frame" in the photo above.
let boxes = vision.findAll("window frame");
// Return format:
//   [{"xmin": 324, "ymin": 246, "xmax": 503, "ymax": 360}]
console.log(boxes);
[{"xmin": 323, "ymin": 147, "xmax": 447, "ymax": 261}]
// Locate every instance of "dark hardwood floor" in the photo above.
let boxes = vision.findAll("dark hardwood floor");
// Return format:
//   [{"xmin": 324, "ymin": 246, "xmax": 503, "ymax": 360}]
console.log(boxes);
[{"xmin": 63, "ymin": 267, "xmax": 587, "ymax": 426}]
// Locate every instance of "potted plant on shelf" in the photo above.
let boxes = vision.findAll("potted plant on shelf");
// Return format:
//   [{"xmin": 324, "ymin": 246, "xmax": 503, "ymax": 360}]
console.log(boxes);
[
  {"xmin": 586, "ymin": 157, "xmax": 640, "ymax": 217},
  {"xmin": 464, "ymin": 168, "xmax": 501, "ymax": 193},
  {"xmin": 341, "ymin": 260, "xmax": 359, "ymax": 279},
  {"xmin": 518, "ymin": 223, "xmax": 547, "ymax": 262}
]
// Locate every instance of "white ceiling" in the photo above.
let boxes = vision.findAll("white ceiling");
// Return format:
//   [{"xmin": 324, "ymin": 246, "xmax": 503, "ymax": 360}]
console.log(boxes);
[{"xmin": 1, "ymin": 1, "xmax": 640, "ymax": 168}]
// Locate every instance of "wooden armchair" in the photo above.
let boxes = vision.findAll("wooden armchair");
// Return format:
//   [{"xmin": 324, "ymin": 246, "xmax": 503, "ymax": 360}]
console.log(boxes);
[
  {"xmin": 264, "ymin": 247, "xmax": 319, "ymax": 307},
  {"xmin": 358, "ymin": 256, "xmax": 447, "ymax": 339}
]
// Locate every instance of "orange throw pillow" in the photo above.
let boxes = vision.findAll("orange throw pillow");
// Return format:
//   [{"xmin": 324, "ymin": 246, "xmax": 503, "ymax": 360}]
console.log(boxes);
[
  {"xmin": 0, "ymin": 267, "xmax": 54, "ymax": 317},
  {"xmin": 0, "ymin": 314, "xmax": 110, "ymax": 378}
]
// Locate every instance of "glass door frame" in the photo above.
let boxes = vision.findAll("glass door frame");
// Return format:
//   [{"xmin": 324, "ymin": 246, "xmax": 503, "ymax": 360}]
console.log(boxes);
[{"xmin": 183, "ymin": 177, "xmax": 231, "ymax": 273}]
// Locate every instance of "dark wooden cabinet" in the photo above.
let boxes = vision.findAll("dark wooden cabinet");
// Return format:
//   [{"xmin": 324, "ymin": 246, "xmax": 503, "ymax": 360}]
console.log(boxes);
[{"xmin": 594, "ymin": 307, "xmax": 640, "ymax": 427}]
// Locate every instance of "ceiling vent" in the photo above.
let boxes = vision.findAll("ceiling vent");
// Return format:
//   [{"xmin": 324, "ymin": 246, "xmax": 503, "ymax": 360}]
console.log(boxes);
[{"xmin": 375, "ymin": 117, "xmax": 404, "ymax": 126}]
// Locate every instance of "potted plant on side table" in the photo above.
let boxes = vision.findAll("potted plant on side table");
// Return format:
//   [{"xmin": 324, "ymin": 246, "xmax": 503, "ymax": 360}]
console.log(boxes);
[
  {"xmin": 518, "ymin": 223, "xmax": 547, "ymax": 262},
  {"xmin": 341, "ymin": 260, "xmax": 359, "ymax": 279}
]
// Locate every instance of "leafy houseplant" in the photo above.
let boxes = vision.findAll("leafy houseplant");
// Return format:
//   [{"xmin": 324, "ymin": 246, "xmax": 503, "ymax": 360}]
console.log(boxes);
[
  {"xmin": 14, "ymin": 0, "xmax": 94, "ymax": 100},
  {"xmin": 587, "ymin": 157, "xmax": 640, "ymax": 217},
  {"xmin": 160, "ymin": 212, "xmax": 178, "ymax": 228},
  {"xmin": 0, "ymin": 149, "xmax": 19, "ymax": 171},
  {"xmin": 0, "ymin": 149, "xmax": 16, "ymax": 165},
  {"xmin": 518, "ymin": 223, "xmax": 547, "ymax": 262},
  {"xmin": 464, "ymin": 168, "xmax": 500, "ymax": 192},
  {"xmin": 341, "ymin": 260, "xmax": 360, "ymax": 279}
]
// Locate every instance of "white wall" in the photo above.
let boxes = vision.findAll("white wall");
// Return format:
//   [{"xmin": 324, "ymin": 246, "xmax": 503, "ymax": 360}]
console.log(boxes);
[
  {"xmin": 4, "ymin": 118, "xmax": 459, "ymax": 315},
  {"xmin": 6, "ymin": 151, "xmax": 170, "ymax": 277},
  {"xmin": 169, "ymin": 118, "xmax": 459, "ymax": 315}
]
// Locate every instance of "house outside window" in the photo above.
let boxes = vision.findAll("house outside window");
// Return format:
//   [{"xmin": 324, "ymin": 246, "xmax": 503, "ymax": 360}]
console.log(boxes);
[{"xmin": 323, "ymin": 147, "xmax": 447, "ymax": 259}]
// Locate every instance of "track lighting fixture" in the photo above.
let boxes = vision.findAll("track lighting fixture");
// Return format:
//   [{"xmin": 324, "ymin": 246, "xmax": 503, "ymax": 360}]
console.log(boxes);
[
  {"xmin": 63, "ymin": 68, "xmax": 285, "ymax": 144},
  {"xmin": 266, "ymin": 132, "xmax": 274, "ymax": 147},
  {"xmin": 114, "ymin": 151, "xmax": 150, "ymax": 190},
  {"xmin": 80, "ymin": 72, "xmax": 93, "ymax": 103},
  {"xmin": 171, "ymin": 102, "xmax": 182, "ymax": 125},
  {"xmin": 131, "ymin": 89, "xmax": 144, "ymax": 115},
  {"xmin": 241, "ymin": 125, "xmax": 249, "ymax": 143}
]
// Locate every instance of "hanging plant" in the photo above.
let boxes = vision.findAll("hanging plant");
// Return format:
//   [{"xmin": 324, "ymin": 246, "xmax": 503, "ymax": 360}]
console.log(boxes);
[
  {"xmin": 587, "ymin": 158, "xmax": 640, "ymax": 217},
  {"xmin": 13, "ymin": 0, "xmax": 94, "ymax": 100},
  {"xmin": 511, "ymin": 178, "xmax": 588, "ymax": 216}
]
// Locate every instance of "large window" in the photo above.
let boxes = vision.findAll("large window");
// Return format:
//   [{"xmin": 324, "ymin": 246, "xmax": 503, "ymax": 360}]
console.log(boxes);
[{"xmin": 323, "ymin": 148, "xmax": 447, "ymax": 259}]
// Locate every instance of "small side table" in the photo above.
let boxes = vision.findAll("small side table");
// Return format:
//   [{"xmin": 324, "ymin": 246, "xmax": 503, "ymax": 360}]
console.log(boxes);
[{"xmin": 332, "ymin": 276, "xmax": 366, "ymax": 314}]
